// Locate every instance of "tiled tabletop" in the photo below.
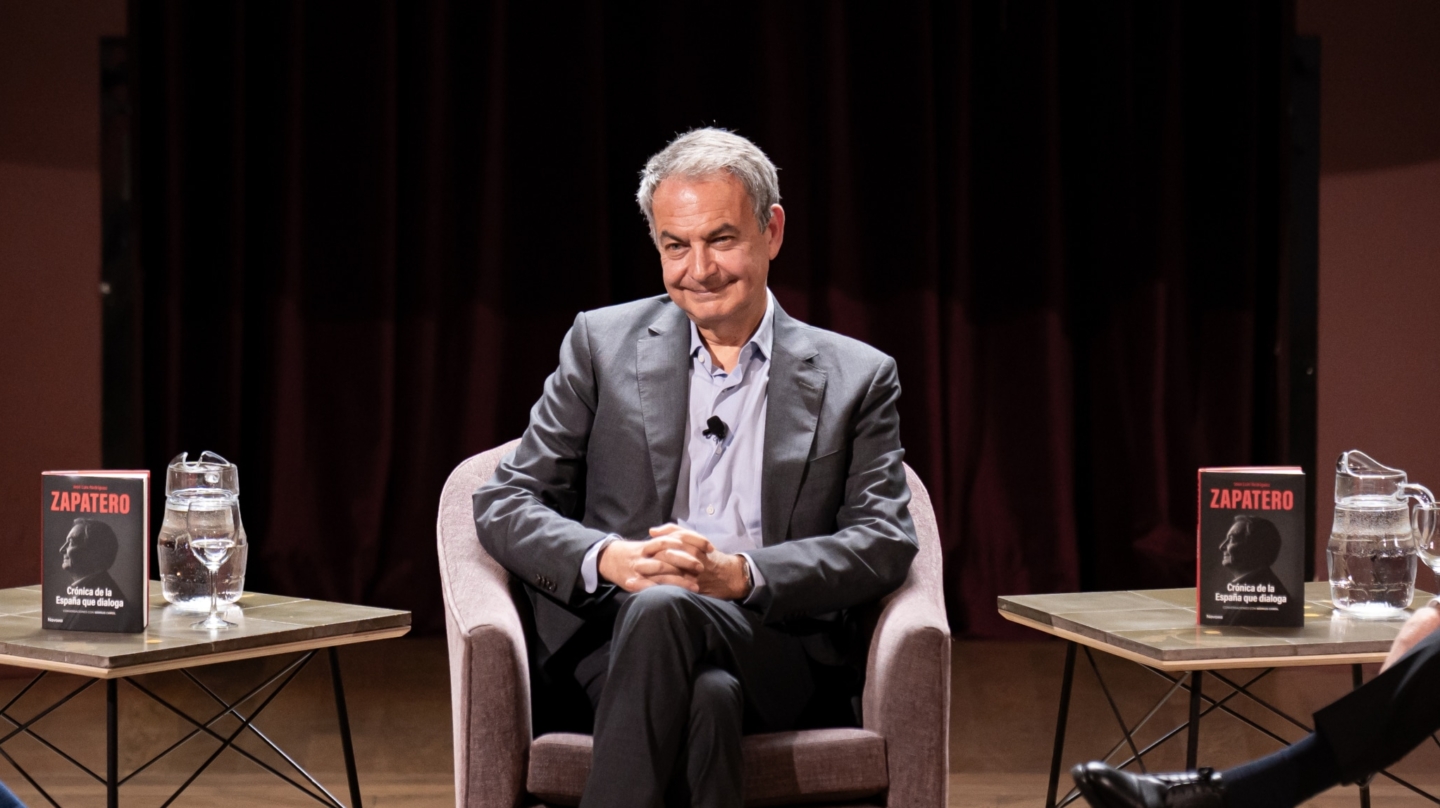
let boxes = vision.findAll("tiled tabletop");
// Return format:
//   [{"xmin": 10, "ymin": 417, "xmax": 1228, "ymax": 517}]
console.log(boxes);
[
  {"xmin": 0, "ymin": 582, "xmax": 410, "ymax": 678},
  {"xmin": 999, "ymin": 581, "xmax": 1433, "ymax": 670}
]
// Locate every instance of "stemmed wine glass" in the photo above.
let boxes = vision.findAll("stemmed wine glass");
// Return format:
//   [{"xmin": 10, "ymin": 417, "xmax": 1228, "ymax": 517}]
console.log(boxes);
[
  {"xmin": 1418, "ymin": 502, "xmax": 1440, "ymax": 579},
  {"xmin": 180, "ymin": 492, "xmax": 243, "ymax": 630}
]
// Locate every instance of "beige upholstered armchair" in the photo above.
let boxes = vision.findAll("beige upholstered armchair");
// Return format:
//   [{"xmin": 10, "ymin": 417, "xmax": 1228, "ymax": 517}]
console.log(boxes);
[{"xmin": 438, "ymin": 440, "xmax": 950, "ymax": 807}]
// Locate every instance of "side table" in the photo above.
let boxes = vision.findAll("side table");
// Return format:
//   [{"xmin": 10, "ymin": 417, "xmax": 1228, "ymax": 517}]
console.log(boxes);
[
  {"xmin": 999, "ymin": 582, "xmax": 1435, "ymax": 808},
  {"xmin": 0, "ymin": 582, "xmax": 410, "ymax": 808}
]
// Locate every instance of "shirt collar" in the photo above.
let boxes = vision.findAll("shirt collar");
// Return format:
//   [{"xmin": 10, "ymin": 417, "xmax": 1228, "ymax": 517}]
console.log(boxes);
[{"xmin": 688, "ymin": 289, "xmax": 775, "ymax": 364}]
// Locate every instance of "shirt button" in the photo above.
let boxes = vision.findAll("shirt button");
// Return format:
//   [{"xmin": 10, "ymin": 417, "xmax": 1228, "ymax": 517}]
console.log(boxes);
[{"xmin": 706, "ymin": 505, "xmax": 715, "ymax": 515}]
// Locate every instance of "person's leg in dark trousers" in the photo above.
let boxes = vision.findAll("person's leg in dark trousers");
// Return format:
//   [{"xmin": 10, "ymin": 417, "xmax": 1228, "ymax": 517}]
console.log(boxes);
[
  {"xmin": 577, "ymin": 586, "xmax": 813, "ymax": 808},
  {"xmin": 0, "ymin": 778, "xmax": 22, "ymax": 808},
  {"xmin": 1219, "ymin": 627, "xmax": 1440, "ymax": 808},
  {"xmin": 1313, "ymin": 624, "xmax": 1440, "ymax": 781},
  {"xmin": 572, "ymin": 621, "xmax": 742, "ymax": 808},
  {"xmin": 659, "ymin": 665, "xmax": 749, "ymax": 808},
  {"xmin": 1074, "ymin": 625, "xmax": 1440, "ymax": 808}
]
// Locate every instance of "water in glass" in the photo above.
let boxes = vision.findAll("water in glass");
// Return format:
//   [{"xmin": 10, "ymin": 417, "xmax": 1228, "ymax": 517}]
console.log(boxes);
[
  {"xmin": 160, "ymin": 451, "xmax": 248, "ymax": 611},
  {"xmin": 183, "ymin": 491, "xmax": 241, "ymax": 631},
  {"xmin": 158, "ymin": 496, "xmax": 247, "ymax": 612},
  {"xmin": 1328, "ymin": 495, "xmax": 1416, "ymax": 619}
]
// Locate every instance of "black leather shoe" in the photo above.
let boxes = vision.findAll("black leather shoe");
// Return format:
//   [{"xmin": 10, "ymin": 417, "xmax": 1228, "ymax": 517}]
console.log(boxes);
[{"xmin": 1071, "ymin": 762, "xmax": 1227, "ymax": 808}]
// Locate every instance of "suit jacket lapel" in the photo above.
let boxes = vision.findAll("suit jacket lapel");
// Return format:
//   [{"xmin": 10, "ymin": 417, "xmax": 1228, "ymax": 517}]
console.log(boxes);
[
  {"xmin": 763, "ymin": 306, "xmax": 826, "ymax": 547},
  {"xmin": 637, "ymin": 304, "xmax": 691, "ymax": 521}
]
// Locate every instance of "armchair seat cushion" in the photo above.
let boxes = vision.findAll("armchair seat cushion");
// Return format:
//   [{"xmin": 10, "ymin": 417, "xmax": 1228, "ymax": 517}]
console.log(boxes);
[{"xmin": 527, "ymin": 728, "xmax": 889, "ymax": 807}]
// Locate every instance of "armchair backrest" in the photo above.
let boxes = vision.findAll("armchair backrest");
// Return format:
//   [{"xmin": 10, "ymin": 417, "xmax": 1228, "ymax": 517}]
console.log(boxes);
[
  {"xmin": 894, "ymin": 464, "xmax": 946, "ymax": 624},
  {"xmin": 437, "ymin": 439, "xmax": 526, "ymax": 808},
  {"xmin": 438, "ymin": 438, "xmax": 522, "ymax": 634}
]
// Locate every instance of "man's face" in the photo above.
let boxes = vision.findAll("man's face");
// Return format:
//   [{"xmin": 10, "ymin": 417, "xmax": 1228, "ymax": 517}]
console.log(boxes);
[
  {"xmin": 652, "ymin": 173, "xmax": 784, "ymax": 333},
  {"xmin": 1220, "ymin": 523, "xmax": 1260, "ymax": 572},
  {"xmin": 60, "ymin": 524, "xmax": 96, "ymax": 575}
]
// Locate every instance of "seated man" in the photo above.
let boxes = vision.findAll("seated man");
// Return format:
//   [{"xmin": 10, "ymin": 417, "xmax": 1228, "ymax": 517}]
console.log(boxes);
[
  {"xmin": 472, "ymin": 128, "xmax": 918, "ymax": 808},
  {"xmin": 1073, "ymin": 600, "xmax": 1440, "ymax": 808}
]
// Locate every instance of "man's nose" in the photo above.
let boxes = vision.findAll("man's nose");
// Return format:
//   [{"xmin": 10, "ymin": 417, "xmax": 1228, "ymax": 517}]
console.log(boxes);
[{"xmin": 687, "ymin": 243, "xmax": 716, "ymax": 280}]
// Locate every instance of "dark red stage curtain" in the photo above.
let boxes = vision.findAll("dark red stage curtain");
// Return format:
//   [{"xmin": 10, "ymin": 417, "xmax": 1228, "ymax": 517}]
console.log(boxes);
[{"xmin": 125, "ymin": 1, "xmax": 1297, "ymax": 636}]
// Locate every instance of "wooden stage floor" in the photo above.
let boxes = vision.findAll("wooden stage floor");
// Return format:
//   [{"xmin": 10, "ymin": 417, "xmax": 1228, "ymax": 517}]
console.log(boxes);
[{"xmin": 0, "ymin": 637, "xmax": 1435, "ymax": 806}]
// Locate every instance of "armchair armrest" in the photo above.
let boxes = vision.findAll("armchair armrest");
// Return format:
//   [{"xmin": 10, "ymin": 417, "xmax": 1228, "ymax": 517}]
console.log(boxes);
[
  {"xmin": 863, "ymin": 467, "xmax": 951, "ymax": 808},
  {"xmin": 439, "ymin": 447, "xmax": 530, "ymax": 808}
]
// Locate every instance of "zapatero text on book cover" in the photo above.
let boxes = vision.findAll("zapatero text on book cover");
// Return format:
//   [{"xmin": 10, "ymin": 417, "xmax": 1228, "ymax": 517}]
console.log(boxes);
[
  {"xmin": 1197, "ymin": 467, "xmax": 1306, "ymax": 627},
  {"xmin": 41, "ymin": 471, "xmax": 150, "ymax": 633}
]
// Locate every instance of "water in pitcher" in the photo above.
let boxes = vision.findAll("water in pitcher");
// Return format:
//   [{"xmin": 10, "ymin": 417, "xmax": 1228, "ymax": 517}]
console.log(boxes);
[
  {"xmin": 1327, "ymin": 495, "xmax": 1416, "ymax": 619},
  {"xmin": 157, "ymin": 497, "xmax": 247, "ymax": 612}
]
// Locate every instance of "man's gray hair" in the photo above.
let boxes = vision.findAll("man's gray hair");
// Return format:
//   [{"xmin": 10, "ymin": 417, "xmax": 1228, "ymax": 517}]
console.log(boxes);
[{"xmin": 636, "ymin": 127, "xmax": 781, "ymax": 239}]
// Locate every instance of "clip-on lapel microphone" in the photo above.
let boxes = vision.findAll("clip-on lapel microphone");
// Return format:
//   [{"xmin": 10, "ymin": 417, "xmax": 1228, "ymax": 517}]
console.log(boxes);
[{"xmin": 703, "ymin": 415, "xmax": 729, "ymax": 455}]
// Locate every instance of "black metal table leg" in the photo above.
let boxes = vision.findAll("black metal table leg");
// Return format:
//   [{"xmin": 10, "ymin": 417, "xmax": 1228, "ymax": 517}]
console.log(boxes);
[
  {"xmin": 1187, "ymin": 671, "xmax": 1204, "ymax": 770},
  {"xmin": 1046, "ymin": 642, "xmax": 1078, "ymax": 808},
  {"xmin": 107, "ymin": 678, "xmax": 118, "ymax": 808},
  {"xmin": 1353, "ymin": 664, "xmax": 1370, "ymax": 808},
  {"xmin": 330, "ymin": 647, "xmax": 362, "ymax": 808},
  {"xmin": 2, "ymin": 648, "xmax": 381, "ymax": 807}
]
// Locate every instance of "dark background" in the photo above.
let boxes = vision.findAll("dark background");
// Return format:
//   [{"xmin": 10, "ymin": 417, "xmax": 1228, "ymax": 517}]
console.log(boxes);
[
  {"xmin": 4, "ymin": 0, "xmax": 1440, "ymax": 642},
  {"xmin": 105, "ymin": 0, "xmax": 1311, "ymax": 637}
]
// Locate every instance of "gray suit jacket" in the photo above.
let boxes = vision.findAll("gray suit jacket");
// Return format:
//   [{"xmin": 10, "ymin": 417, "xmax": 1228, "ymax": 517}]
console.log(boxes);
[{"xmin": 473, "ymin": 294, "xmax": 918, "ymax": 664}]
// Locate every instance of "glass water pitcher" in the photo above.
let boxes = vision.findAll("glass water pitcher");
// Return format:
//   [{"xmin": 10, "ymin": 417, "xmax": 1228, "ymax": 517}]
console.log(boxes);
[
  {"xmin": 157, "ymin": 451, "xmax": 249, "ymax": 612},
  {"xmin": 1327, "ymin": 450, "xmax": 1438, "ymax": 619}
]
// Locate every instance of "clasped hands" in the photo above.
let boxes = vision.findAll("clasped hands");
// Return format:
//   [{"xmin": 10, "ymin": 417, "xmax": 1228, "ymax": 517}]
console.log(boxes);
[{"xmin": 597, "ymin": 524, "xmax": 752, "ymax": 601}]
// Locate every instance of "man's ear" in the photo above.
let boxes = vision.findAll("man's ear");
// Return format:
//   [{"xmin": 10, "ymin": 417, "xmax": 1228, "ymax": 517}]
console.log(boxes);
[{"xmin": 765, "ymin": 204, "xmax": 786, "ymax": 260}]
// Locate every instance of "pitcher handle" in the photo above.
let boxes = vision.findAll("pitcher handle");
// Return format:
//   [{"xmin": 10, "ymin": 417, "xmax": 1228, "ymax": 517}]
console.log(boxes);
[
  {"xmin": 1405, "ymin": 482, "xmax": 1437, "ymax": 507},
  {"xmin": 1406, "ymin": 484, "xmax": 1440, "ymax": 573}
]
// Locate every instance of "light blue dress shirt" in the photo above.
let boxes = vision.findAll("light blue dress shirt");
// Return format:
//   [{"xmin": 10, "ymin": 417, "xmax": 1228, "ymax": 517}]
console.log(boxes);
[{"xmin": 582, "ymin": 291, "xmax": 775, "ymax": 598}]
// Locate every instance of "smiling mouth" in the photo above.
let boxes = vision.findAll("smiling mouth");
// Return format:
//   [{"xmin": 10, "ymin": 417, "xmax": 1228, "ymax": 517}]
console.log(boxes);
[{"xmin": 682, "ymin": 277, "xmax": 735, "ymax": 294}]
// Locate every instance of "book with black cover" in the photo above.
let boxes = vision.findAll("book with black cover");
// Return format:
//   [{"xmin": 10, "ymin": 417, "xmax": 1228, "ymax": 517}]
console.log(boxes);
[
  {"xmin": 1197, "ymin": 467, "xmax": 1306, "ymax": 627},
  {"xmin": 41, "ymin": 471, "xmax": 150, "ymax": 633}
]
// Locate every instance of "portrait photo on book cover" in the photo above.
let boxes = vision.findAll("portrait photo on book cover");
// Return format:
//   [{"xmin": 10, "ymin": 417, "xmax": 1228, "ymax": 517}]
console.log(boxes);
[
  {"xmin": 51, "ymin": 517, "xmax": 137, "ymax": 630},
  {"xmin": 1206, "ymin": 512, "xmax": 1304, "ymax": 626}
]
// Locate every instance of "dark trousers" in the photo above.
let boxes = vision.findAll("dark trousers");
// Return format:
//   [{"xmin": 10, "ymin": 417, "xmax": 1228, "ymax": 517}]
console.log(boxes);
[
  {"xmin": 1314, "ymin": 625, "xmax": 1440, "ymax": 782},
  {"xmin": 554, "ymin": 586, "xmax": 814, "ymax": 808}
]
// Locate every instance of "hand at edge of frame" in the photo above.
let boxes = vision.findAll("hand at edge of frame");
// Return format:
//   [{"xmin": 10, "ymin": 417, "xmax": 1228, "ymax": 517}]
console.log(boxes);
[{"xmin": 1381, "ymin": 600, "xmax": 1440, "ymax": 672}]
